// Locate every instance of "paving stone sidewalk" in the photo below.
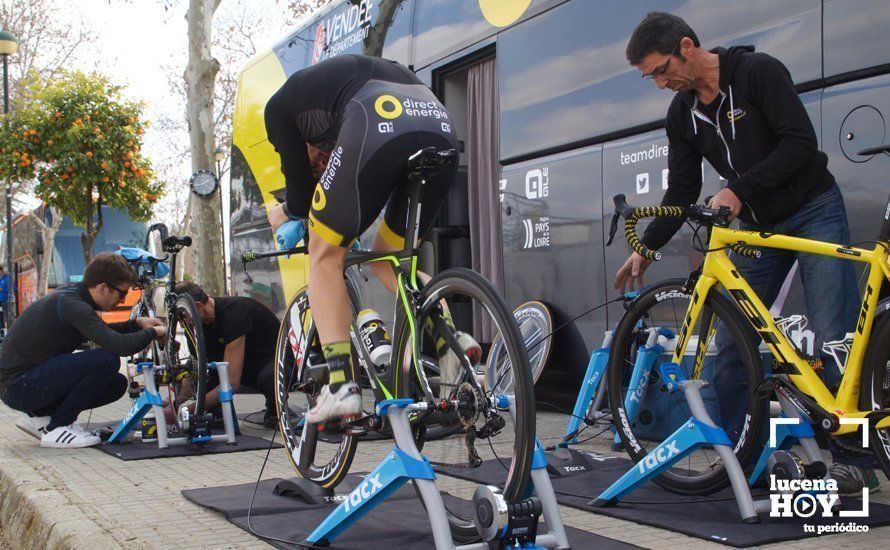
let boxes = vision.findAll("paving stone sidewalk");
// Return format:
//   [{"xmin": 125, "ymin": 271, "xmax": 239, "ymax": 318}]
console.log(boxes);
[{"xmin": 1, "ymin": 390, "xmax": 889, "ymax": 549}]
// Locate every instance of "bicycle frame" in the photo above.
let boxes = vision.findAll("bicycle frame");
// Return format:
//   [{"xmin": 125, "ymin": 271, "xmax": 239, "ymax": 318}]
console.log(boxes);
[
  {"xmin": 675, "ymin": 225, "xmax": 890, "ymax": 435},
  {"xmin": 276, "ymin": 154, "xmax": 469, "ymax": 406}
]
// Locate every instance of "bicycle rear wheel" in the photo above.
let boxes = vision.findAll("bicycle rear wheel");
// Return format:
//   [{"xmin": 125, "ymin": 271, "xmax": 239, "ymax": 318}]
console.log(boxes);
[
  {"xmin": 275, "ymin": 280, "xmax": 362, "ymax": 489},
  {"xmin": 607, "ymin": 279, "xmax": 767, "ymax": 495},
  {"xmin": 393, "ymin": 268, "xmax": 535, "ymax": 542},
  {"xmin": 860, "ymin": 312, "xmax": 890, "ymax": 478},
  {"xmin": 166, "ymin": 293, "xmax": 208, "ymax": 425}
]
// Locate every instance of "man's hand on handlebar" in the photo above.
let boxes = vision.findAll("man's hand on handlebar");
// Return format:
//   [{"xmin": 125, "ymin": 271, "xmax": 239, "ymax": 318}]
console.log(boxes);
[
  {"xmin": 707, "ymin": 188, "xmax": 742, "ymax": 222},
  {"xmin": 614, "ymin": 251, "xmax": 653, "ymax": 293},
  {"xmin": 275, "ymin": 219, "xmax": 307, "ymax": 251}
]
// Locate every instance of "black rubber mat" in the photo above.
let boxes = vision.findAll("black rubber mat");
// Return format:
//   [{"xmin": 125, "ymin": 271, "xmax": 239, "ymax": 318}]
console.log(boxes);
[
  {"xmin": 239, "ymin": 408, "xmax": 462, "ymax": 443},
  {"xmin": 435, "ymin": 450, "xmax": 890, "ymax": 547},
  {"xmin": 94, "ymin": 434, "xmax": 281, "ymax": 461},
  {"xmin": 183, "ymin": 474, "xmax": 638, "ymax": 550}
]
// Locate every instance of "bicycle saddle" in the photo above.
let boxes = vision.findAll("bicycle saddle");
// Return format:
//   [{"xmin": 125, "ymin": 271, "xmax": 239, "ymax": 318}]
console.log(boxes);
[{"xmin": 407, "ymin": 147, "xmax": 457, "ymax": 173}]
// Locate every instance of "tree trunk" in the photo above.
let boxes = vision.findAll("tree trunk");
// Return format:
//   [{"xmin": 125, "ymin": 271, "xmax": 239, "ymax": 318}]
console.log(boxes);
[
  {"xmin": 183, "ymin": 0, "xmax": 225, "ymax": 296},
  {"xmin": 27, "ymin": 207, "xmax": 61, "ymax": 295},
  {"xmin": 363, "ymin": 0, "xmax": 403, "ymax": 57},
  {"xmin": 80, "ymin": 232, "xmax": 95, "ymax": 265}
]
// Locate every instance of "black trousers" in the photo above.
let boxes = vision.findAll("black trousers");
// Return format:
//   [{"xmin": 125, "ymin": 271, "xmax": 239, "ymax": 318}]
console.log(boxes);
[{"xmin": 1, "ymin": 349, "xmax": 127, "ymax": 430}]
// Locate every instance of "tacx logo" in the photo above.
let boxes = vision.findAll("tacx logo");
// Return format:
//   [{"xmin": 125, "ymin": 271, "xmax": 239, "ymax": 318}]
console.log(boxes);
[
  {"xmin": 636, "ymin": 439, "xmax": 680, "ymax": 474},
  {"xmin": 343, "ymin": 473, "xmax": 384, "ymax": 512}
]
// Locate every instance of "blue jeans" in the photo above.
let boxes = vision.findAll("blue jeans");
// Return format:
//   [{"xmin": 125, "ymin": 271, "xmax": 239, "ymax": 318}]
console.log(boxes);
[
  {"xmin": 1, "ymin": 349, "xmax": 127, "ymax": 431},
  {"xmin": 712, "ymin": 185, "xmax": 871, "ymax": 466}
]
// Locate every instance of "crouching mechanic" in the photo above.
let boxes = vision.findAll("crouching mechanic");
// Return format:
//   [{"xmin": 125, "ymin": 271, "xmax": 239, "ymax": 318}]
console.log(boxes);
[
  {"xmin": 166, "ymin": 282, "xmax": 282, "ymax": 428},
  {"xmin": 264, "ymin": 54, "xmax": 477, "ymax": 425},
  {"xmin": 0, "ymin": 253, "xmax": 165, "ymax": 448}
]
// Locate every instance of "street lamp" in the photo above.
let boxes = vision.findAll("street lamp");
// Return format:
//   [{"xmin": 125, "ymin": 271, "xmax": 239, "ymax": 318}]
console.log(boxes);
[
  {"xmin": 213, "ymin": 146, "xmax": 225, "ymax": 177},
  {"xmin": 0, "ymin": 30, "xmax": 18, "ymax": 326}
]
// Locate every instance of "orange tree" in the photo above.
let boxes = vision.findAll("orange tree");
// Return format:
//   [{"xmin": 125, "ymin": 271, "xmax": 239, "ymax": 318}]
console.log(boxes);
[{"xmin": 0, "ymin": 71, "xmax": 163, "ymax": 263}]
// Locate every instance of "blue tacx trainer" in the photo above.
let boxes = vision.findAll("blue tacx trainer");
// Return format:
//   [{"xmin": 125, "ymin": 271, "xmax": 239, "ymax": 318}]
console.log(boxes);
[
  {"xmin": 108, "ymin": 361, "xmax": 237, "ymax": 448},
  {"xmin": 562, "ymin": 333, "xmax": 612, "ymax": 446},
  {"xmin": 592, "ymin": 363, "xmax": 760, "ymax": 523},
  {"xmin": 560, "ymin": 320, "xmax": 676, "ymax": 449},
  {"xmin": 305, "ymin": 397, "xmax": 571, "ymax": 550},
  {"xmin": 593, "ymin": 364, "xmax": 840, "ymax": 523}
]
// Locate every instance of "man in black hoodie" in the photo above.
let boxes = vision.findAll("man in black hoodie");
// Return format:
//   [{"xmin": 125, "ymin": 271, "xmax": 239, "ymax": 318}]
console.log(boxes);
[{"xmin": 615, "ymin": 12, "xmax": 872, "ymax": 494}]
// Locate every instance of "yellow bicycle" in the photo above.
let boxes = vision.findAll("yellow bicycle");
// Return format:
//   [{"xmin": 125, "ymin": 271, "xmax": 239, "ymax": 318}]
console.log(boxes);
[{"xmin": 606, "ymin": 150, "xmax": 890, "ymax": 494}]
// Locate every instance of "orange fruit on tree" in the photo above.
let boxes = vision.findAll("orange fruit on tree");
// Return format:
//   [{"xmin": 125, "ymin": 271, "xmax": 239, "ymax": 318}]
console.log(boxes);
[
  {"xmin": 86, "ymin": 151, "xmax": 93, "ymax": 158},
  {"xmin": 61, "ymin": 173, "xmax": 69, "ymax": 180}
]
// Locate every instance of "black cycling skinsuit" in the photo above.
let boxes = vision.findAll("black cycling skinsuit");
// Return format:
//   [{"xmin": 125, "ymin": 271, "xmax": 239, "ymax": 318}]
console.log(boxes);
[{"xmin": 264, "ymin": 54, "xmax": 459, "ymax": 248}]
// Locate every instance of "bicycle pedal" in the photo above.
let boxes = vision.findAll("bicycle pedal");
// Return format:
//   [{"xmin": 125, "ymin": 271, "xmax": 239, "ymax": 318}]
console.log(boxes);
[
  {"xmin": 317, "ymin": 414, "xmax": 364, "ymax": 435},
  {"xmin": 296, "ymin": 380, "xmax": 317, "ymax": 394}
]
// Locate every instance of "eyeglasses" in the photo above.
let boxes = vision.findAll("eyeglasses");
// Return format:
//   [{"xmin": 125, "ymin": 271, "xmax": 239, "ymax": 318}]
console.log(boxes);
[
  {"xmin": 642, "ymin": 41, "xmax": 680, "ymax": 79},
  {"xmin": 106, "ymin": 282, "xmax": 129, "ymax": 301}
]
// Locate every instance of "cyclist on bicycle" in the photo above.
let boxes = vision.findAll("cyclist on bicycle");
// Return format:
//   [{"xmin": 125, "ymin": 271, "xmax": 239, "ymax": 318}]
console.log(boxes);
[
  {"xmin": 616, "ymin": 12, "xmax": 874, "ymax": 493},
  {"xmin": 264, "ymin": 54, "xmax": 469, "ymax": 425}
]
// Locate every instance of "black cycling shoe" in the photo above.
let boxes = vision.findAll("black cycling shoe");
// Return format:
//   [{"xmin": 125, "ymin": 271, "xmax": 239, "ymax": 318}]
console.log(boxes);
[{"xmin": 263, "ymin": 410, "xmax": 278, "ymax": 429}]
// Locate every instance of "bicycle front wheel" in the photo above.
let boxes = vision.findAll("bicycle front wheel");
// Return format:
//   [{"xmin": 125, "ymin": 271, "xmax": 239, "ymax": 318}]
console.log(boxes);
[
  {"xmin": 607, "ymin": 279, "xmax": 767, "ymax": 495},
  {"xmin": 275, "ymin": 281, "xmax": 362, "ymax": 489},
  {"xmin": 394, "ymin": 268, "xmax": 535, "ymax": 542}
]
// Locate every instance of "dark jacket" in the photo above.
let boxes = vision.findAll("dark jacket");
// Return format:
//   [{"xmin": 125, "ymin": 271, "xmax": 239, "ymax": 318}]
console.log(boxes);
[
  {"xmin": 0, "ymin": 283, "xmax": 155, "ymax": 393},
  {"xmin": 642, "ymin": 46, "xmax": 835, "ymax": 250},
  {"xmin": 264, "ymin": 54, "xmax": 424, "ymax": 219}
]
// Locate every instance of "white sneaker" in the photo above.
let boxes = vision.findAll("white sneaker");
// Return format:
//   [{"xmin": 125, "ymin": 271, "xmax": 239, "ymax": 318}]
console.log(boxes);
[
  {"xmin": 40, "ymin": 424, "xmax": 102, "ymax": 448},
  {"xmin": 305, "ymin": 382, "xmax": 362, "ymax": 425},
  {"xmin": 15, "ymin": 413, "xmax": 50, "ymax": 439},
  {"xmin": 438, "ymin": 331, "xmax": 483, "ymax": 398}
]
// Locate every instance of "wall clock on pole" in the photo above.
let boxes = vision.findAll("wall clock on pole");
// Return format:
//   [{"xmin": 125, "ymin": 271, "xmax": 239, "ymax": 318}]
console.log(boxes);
[{"xmin": 189, "ymin": 169, "xmax": 219, "ymax": 198}]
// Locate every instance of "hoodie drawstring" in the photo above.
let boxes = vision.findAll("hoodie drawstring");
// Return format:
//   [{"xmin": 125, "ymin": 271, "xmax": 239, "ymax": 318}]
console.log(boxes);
[{"xmin": 729, "ymin": 85, "xmax": 736, "ymax": 140}]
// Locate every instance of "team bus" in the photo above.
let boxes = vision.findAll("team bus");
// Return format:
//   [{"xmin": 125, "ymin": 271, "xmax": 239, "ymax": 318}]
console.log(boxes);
[{"xmin": 230, "ymin": 0, "xmax": 890, "ymax": 405}]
